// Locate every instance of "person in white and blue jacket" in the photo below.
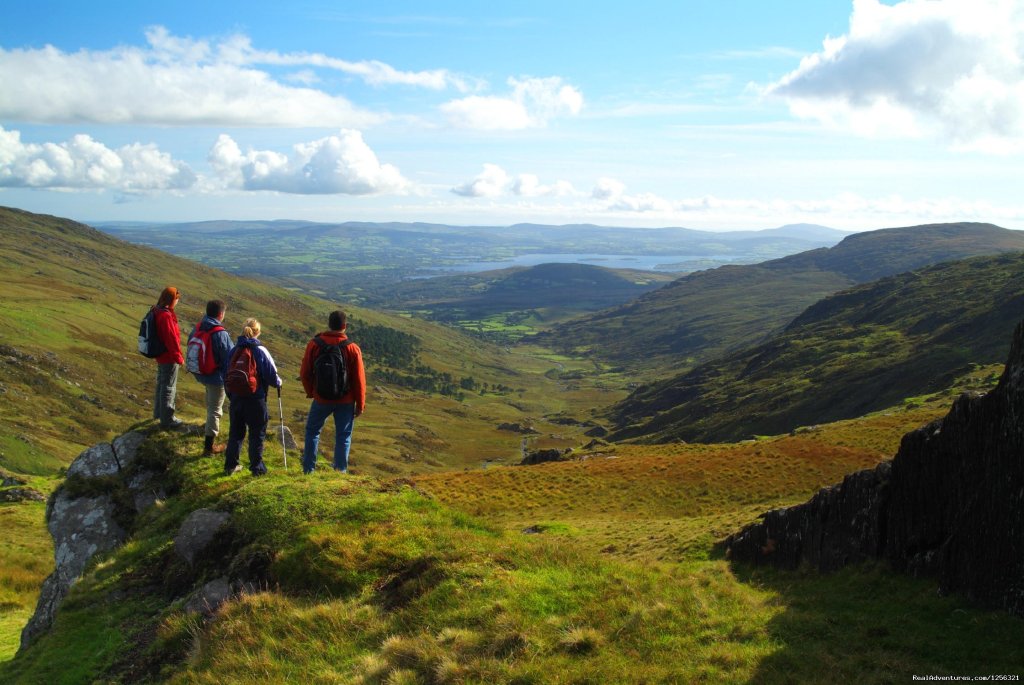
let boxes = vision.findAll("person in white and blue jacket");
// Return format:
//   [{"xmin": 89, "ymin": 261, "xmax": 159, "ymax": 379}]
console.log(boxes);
[
  {"xmin": 189, "ymin": 299, "xmax": 233, "ymax": 456},
  {"xmin": 223, "ymin": 317, "xmax": 282, "ymax": 477}
]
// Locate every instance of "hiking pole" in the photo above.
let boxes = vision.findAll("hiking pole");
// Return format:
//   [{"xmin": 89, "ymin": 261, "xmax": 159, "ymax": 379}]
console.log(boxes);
[{"xmin": 277, "ymin": 386, "xmax": 287, "ymax": 471}]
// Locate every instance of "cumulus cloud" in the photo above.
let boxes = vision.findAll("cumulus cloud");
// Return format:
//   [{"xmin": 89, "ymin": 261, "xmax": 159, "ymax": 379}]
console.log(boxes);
[
  {"xmin": 0, "ymin": 26, "xmax": 469, "ymax": 127},
  {"xmin": 767, "ymin": 0, "xmax": 1024, "ymax": 151},
  {"xmin": 208, "ymin": 130, "xmax": 409, "ymax": 195},
  {"xmin": 452, "ymin": 165, "xmax": 577, "ymax": 198},
  {"xmin": 441, "ymin": 77, "xmax": 584, "ymax": 130},
  {"xmin": 451, "ymin": 164, "xmax": 510, "ymax": 197},
  {"xmin": 0, "ymin": 126, "xmax": 195, "ymax": 191},
  {"xmin": 589, "ymin": 177, "xmax": 671, "ymax": 213}
]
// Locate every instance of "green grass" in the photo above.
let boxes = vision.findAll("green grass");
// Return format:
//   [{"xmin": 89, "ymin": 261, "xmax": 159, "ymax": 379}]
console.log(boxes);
[
  {"xmin": 6, "ymin": 415, "xmax": 1023, "ymax": 683},
  {"xmin": 0, "ymin": 500, "xmax": 52, "ymax": 662}
]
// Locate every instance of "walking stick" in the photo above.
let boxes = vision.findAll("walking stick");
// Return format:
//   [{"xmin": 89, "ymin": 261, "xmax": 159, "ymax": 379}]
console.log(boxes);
[{"xmin": 277, "ymin": 386, "xmax": 287, "ymax": 470}]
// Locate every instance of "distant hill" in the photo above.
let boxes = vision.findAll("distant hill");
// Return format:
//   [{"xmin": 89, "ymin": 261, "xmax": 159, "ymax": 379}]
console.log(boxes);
[
  {"xmin": 543, "ymin": 223, "xmax": 1024, "ymax": 374},
  {"xmin": 608, "ymin": 250, "xmax": 1024, "ymax": 443},
  {"xmin": 0, "ymin": 206, "xmax": 583, "ymax": 475},
  {"xmin": 364, "ymin": 262, "xmax": 676, "ymax": 337},
  {"xmin": 98, "ymin": 220, "xmax": 844, "ymax": 304}
]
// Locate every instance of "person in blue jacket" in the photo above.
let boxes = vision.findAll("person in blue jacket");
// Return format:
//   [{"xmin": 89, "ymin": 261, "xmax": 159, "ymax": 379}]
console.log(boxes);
[
  {"xmin": 223, "ymin": 317, "xmax": 282, "ymax": 476},
  {"xmin": 188, "ymin": 299, "xmax": 233, "ymax": 456}
]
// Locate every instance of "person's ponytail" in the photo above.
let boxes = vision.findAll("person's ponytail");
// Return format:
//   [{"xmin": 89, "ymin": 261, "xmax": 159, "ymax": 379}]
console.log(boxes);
[{"xmin": 243, "ymin": 318, "xmax": 261, "ymax": 339}]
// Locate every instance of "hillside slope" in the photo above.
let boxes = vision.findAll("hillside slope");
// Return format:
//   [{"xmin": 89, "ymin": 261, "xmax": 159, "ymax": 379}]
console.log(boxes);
[
  {"xmin": 544, "ymin": 223, "xmax": 1024, "ymax": 374},
  {"xmin": 0, "ymin": 206, "xmax": 604, "ymax": 475},
  {"xmin": 609, "ymin": 251, "xmax": 1024, "ymax": 443}
]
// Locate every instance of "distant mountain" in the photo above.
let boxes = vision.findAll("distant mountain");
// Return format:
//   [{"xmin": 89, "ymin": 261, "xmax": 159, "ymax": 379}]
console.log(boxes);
[
  {"xmin": 364, "ymin": 262, "xmax": 675, "ymax": 328},
  {"xmin": 543, "ymin": 222, "xmax": 1024, "ymax": 374},
  {"xmin": 608, "ymin": 250, "xmax": 1024, "ymax": 443},
  {"xmin": 98, "ymin": 219, "xmax": 844, "ymax": 305}
]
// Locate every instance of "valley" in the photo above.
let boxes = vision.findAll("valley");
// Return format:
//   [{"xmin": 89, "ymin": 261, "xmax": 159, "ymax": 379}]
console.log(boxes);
[{"xmin": 2, "ymin": 206, "xmax": 1023, "ymax": 682}]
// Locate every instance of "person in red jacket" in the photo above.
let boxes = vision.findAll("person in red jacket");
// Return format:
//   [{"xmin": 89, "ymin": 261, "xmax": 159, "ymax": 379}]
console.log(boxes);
[
  {"xmin": 300, "ymin": 310, "xmax": 366, "ymax": 473},
  {"xmin": 152, "ymin": 286, "xmax": 185, "ymax": 429}
]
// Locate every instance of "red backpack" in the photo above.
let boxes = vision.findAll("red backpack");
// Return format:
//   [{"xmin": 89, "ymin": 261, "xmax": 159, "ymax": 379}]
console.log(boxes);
[
  {"xmin": 186, "ymin": 323, "xmax": 225, "ymax": 376},
  {"xmin": 225, "ymin": 345, "xmax": 259, "ymax": 395}
]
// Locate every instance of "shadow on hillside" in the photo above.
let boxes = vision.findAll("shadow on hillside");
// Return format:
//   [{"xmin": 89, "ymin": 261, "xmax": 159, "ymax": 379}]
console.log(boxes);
[{"xmin": 732, "ymin": 562, "xmax": 1024, "ymax": 684}]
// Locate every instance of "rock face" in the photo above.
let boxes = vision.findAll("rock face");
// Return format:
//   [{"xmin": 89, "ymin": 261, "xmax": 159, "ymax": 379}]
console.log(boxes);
[
  {"xmin": 20, "ymin": 429, "xmax": 162, "ymax": 649},
  {"xmin": 725, "ymin": 320, "xmax": 1024, "ymax": 616}
]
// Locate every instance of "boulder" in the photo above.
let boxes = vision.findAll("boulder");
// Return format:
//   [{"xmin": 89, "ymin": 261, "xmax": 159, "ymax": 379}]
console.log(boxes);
[
  {"xmin": 0, "ymin": 486, "xmax": 46, "ymax": 503},
  {"xmin": 21, "ymin": 493, "xmax": 126, "ymax": 648},
  {"xmin": 184, "ymin": 577, "xmax": 233, "ymax": 616},
  {"xmin": 268, "ymin": 424, "xmax": 299, "ymax": 451},
  {"xmin": 174, "ymin": 508, "xmax": 231, "ymax": 567},
  {"xmin": 65, "ymin": 443, "xmax": 119, "ymax": 479}
]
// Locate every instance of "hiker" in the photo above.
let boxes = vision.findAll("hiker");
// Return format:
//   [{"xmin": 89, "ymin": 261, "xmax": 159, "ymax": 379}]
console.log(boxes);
[
  {"xmin": 151, "ymin": 286, "xmax": 184, "ymax": 429},
  {"xmin": 300, "ymin": 310, "xmax": 366, "ymax": 474},
  {"xmin": 223, "ymin": 318, "xmax": 282, "ymax": 476},
  {"xmin": 187, "ymin": 299, "xmax": 232, "ymax": 455}
]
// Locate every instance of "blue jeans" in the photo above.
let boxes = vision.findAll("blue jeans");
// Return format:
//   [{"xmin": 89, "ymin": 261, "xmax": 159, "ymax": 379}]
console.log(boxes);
[{"xmin": 303, "ymin": 400, "xmax": 355, "ymax": 474}]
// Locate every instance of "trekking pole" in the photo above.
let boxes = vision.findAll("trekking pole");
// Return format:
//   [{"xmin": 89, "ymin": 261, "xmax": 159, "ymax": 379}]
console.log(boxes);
[{"xmin": 277, "ymin": 386, "xmax": 287, "ymax": 471}]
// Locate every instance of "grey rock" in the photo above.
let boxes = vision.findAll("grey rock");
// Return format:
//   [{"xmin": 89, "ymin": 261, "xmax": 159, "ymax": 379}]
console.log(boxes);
[
  {"xmin": 174, "ymin": 508, "xmax": 231, "ymax": 567},
  {"xmin": 1, "ymin": 470, "xmax": 26, "ymax": 487},
  {"xmin": 268, "ymin": 424, "xmax": 298, "ymax": 451},
  {"xmin": 65, "ymin": 442, "xmax": 118, "ymax": 479},
  {"xmin": 184, "ymin": 577, "xmax": 233, "ymax": 616},
  {"xmin": 0, "ymin": 487, "xmax": 46, "ymax": 503},
  {"xmin": 112, "ymin": 430, "xmax": 148, "ymax": 471},
  {"xmin": 21, "ymin": 492, "xmax": 125, "ymax": 648}
]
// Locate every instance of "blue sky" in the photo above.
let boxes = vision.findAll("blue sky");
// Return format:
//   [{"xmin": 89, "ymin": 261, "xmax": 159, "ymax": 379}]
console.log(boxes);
[{"xmin": 1, "ymin": 0, "xmax": 1022, "ymax": 230}]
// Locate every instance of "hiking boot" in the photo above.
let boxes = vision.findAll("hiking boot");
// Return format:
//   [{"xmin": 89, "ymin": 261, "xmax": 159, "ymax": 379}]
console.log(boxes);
[
  {"xmin": 203, "ymin": 436, "xmax": 226, "ymax": 456},
  {"xmin": 223, "ymin": 464, "xmax": 243, "ymax": 476},
  {"xmin": 161, "ymin": 417, "xmax": 184, "ymax": 431}
]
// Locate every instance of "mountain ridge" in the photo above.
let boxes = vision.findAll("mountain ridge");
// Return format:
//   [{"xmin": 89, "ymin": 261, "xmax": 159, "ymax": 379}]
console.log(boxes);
[{"xmin": 543, "ymin": 222, "xmax": 1024, "ymax": 374}]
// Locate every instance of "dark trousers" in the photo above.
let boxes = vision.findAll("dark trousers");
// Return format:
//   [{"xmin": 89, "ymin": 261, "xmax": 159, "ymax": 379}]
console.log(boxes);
[{"xmin": 225, "ymin": 395, "xmax": 269, "ymax": 475}]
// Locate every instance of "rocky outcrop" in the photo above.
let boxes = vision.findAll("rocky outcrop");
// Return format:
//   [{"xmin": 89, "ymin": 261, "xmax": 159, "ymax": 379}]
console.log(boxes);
[
  {"xmin": 0, "ymin": 486, "xmax": 45, "ymax": 502},
  {"xmin": 519, "ymin": 448, "xmax": 573, "ymax": 466},
  {"xmin": 20, "ymin": 429, "xmax": 163, "ymax": 649},
  {"xmin": 725, "ymin": 320, "xmax": 1024, "ymax": 616}
]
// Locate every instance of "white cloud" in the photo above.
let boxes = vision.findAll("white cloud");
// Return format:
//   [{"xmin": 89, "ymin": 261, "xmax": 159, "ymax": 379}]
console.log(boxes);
[
  {"xmin": 441, "ymin": 76, "xmax": 584, "ymax": 130},
  {"xmin": 451, "ymin": 163, "xmax": 510, "ymax": 197},
  {"xmin": 767, "ymin": 0, "xmax": 1024, "ymax": 151},
  {"xmin": 452, "ymin": 165, "xmax": 578, "ymax": 198},
  {"xmin": 217, "ymin": 30, "xmax": 473, "ymax": 91},
  {"xmin": 0, "ymin": 26, "xmax": 471, "ymax": 127},
  {"xmin": 512, "ymin": 173, "xmax": 577, "ymax": 198},
  {"xmin": 591, "ymin": 177, "xmax": 626, "ymax": 200},
  {"xmin": 209, "ymin": 130, "xmax": 409, "ymax": 195},
  {"xmin": 0, "ymin": 126, "xmax": 195, "ymax": 191}
]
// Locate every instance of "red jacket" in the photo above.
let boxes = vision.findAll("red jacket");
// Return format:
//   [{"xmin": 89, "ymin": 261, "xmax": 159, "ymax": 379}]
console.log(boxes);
[
  {"xmin": 300, "ymin": 331, "xmax": 366, "ymax": 412},
  {"xmin": 153, "ymin": 306, "xmax": 183, "ymax": 365}
]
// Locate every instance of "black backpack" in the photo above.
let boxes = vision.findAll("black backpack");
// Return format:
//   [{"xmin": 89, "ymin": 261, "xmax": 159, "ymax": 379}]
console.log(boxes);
[
  {"xmin": 137, "ymin": 308, "xmax": 167, "ymax": 359},
  {"xmin": 313, "ymin": 337, "xmax": 353, "ymax": 400}
]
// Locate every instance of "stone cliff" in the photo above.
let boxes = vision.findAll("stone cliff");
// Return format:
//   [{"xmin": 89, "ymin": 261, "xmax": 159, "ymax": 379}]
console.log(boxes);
[{"xmin": 725, "ymin": 320, "xmax": 1024, "ymax": 615}]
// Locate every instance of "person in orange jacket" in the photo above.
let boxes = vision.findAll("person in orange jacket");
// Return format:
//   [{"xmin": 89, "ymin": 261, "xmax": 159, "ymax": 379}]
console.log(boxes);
[
  {"xmin": 300, "ymin": 310, "xmax": 366, "ymax": 473},
  {"xmin": 152, "ymin": 286, "xmax": 185, "ymax": 429}
]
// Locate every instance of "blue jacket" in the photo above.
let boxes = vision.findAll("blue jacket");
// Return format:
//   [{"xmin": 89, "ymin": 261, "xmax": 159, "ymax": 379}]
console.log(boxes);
[
  {"xmin": 225, "ymin": 336, "xmax": 283, "ymax": 400},
  {"xmin": 190, "ymin": 316, "xmax": 232, "ymax": 386}
]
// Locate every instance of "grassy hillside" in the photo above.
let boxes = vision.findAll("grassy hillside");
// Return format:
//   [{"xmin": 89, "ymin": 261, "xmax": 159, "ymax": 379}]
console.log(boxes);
[
  {"xmin": 544, "ymin": 222, "xmax": 1024, "ymax": 375},
  {"xmin": 6, "ymin": 373, "xmax": 1023, "ymax": 683},
  {"xmin": 0, "ymin": 206, "xmax": 620, "ymax": 477},
  {"xmin": 609, "ymin": 252, "xmax": 1024, "ymax": 443}
]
